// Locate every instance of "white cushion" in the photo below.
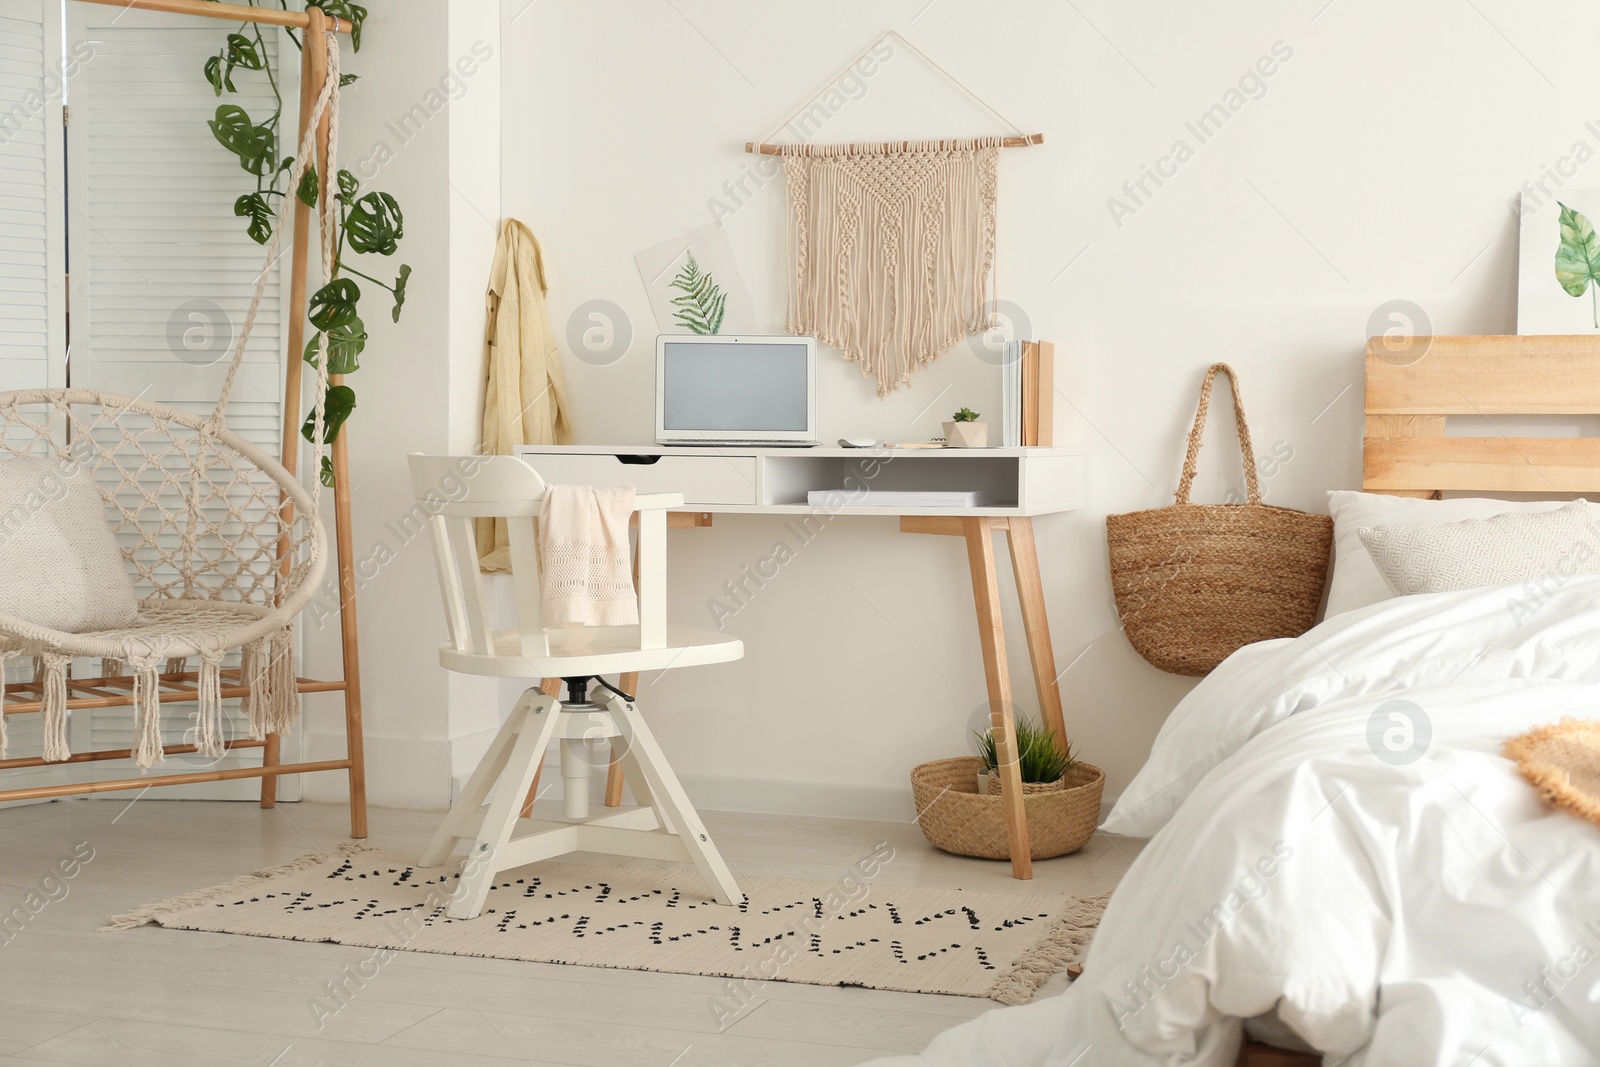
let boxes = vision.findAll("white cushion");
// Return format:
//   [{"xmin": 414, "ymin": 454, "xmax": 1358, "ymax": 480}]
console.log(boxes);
[
  {"xmin": 0, "ymin": 457, "xmax": 140, "ymax": 632},
  {"xmin": 1324, "ymin": 491, "xmax": 1589, "ymax": 617},
  {"xmin": 1359, "ymin": 501, "xmax": 1600, "ymax": 597}
]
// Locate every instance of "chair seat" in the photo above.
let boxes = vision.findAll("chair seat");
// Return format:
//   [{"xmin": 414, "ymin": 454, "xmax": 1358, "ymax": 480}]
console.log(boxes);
[
  {"xmin": 438, "ymin": 623, "xmax": 742, "ymax": 678},
  {"xmin": 5, "ymin": 599, "xmax": 277, "ymax": 661}
]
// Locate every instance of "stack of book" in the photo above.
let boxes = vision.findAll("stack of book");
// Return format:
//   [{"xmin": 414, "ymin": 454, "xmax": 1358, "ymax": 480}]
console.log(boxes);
[{"xmin": 1000, "ymin": 340, "xmax": 1055, "ymax": 447}]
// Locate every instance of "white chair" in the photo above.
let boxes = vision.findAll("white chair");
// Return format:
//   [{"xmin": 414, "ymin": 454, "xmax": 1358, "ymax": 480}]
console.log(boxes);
[{"xmin": 408, "ymin": 455, "xmax": 744, "ymax": 919}]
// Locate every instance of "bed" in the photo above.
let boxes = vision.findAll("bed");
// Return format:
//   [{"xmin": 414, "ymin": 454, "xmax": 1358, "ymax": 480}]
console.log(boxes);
[
  {"xmin": 1237, "ymin": 335, "xmax": 1600, "ymax": 1066},
  {"xmin": 866, "ymin": 335, "xmax": 1600, "ymax": 1066}
]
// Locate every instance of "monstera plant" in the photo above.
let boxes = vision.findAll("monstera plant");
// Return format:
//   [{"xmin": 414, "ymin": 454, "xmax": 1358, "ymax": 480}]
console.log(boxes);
[
  {"xmin": 1556, "ymin": 201, "xmax": 1600, "ymax": 329},
  {"xmin": 202, "ymin": 1, "xmax": 409, "ymax": 485}
]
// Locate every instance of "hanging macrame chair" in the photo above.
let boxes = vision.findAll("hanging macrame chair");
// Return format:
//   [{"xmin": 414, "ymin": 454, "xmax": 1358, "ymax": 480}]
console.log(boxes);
[{"xmin": 0, "ymin": 31, "xmax": 346, "ymax": 770}]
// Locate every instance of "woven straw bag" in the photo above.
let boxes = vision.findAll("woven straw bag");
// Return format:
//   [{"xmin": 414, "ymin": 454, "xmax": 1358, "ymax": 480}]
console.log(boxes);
[{"xmin": 1106, "ymin": 363, "xmax": 1332, "ymax": 676}]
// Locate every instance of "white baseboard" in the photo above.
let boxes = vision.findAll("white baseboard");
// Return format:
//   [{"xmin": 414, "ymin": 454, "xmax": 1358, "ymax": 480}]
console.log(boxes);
[
  {"xmin": 677, "ymin": 772, "xmax": 916, "ymax": 822},
  {"xmin": 444, "ymin": 755, "xmax": 915, "ymax": 822},
  {"xmin": 680, "ymin": 774, "xmax": 1121, "ymax": 825},
  {"xmin": 300, "ymin": 732, "xmax": 452, "ymax": 809},
  {"xmin": 445, "ymin": 756, "xmax": 1122, "ymax": 826}
]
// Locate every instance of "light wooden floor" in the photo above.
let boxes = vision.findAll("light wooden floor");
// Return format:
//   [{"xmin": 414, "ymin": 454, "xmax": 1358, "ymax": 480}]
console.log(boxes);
[{"xmin": 0, "ymin": 798, "xmax": 1144, "ymax": 1066}]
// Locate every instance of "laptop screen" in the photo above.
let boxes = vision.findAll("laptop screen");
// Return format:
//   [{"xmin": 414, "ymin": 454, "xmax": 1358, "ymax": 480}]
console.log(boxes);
[{"xmin": 660, "ymin": 339, "xmax": 810, "ymax": 433}]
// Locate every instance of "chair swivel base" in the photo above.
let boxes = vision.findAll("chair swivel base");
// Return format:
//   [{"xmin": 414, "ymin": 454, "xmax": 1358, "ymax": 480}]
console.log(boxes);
[{"xmin": 417, "ymin": 684, "xmax": 742, "ymax": 920}]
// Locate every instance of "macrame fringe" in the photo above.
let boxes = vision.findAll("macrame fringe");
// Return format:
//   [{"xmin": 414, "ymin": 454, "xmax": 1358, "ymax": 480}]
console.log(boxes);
[
  {"xmin": 166, "ymin": 655, "xmax": 188, "ymax": 677},
  {"xmin": 987, "ymin": 891, "xmax": 1110, "ymax": 1005},
  {"xmin": 132, "ymin": 663, "xmax": 164, "ymax": 769},
  {"xmin": 241, "ymin": 637, "xmax": 267, "ymax": 740},
  {"xmin": 0, "ymin": 650, "xmax": 19, "ymax": 759},
  {"xmin": 100, "ymin": 657, "xmax": 123, "ymax": 679},
  {"xmin": 39, "ymin": 652, "xmax": 70, "ymax": 763},
  {"xmin": 265, "ymin": 623, "xmax": 299, "ymax": 737},
  {"xmin": 194, "ymin": 651, "xmax": 226, "ymax": 760},
  {"xmin": 243, "ymin": 627, "xmax": 299, "ymax": 740},
  {"xmin": 101, "ymin": 842, "xmax": 374, "ymax": 930}
]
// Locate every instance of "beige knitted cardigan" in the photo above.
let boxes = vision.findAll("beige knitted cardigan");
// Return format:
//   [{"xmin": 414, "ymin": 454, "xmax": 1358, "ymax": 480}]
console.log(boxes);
[{"xmin": 477, "ymin": 219, "xmax": 573, "ymax": 572}]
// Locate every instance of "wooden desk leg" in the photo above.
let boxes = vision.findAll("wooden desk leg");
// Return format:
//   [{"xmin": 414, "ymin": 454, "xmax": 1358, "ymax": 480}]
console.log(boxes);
[
  {"xmin": 964, "ymin": 517, "xmax": 1033, "ymax": 880},
  {"xmin": 1005, "ymin": 518, "xmax": 1070, "ymax": 753},
  {"xmin": 522, "ymin": 677, "xmax": 563, "ymax": 817}
]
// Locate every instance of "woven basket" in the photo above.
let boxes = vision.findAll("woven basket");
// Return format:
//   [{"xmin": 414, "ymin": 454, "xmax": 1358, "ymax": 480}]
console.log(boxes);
[
  {"xmin": 913, "ymin": 757, "xmax": 1104, "ymax": 861},
  {"xmin": 1106, "ymin": 364, "xmax": 1332, "ymax": 677}
]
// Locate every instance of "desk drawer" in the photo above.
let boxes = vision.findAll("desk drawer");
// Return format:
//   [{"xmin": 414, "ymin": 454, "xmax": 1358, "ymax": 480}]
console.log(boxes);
[{"xmin": 519, "ymin": 452, "xmax": 757, "ymax": 506}]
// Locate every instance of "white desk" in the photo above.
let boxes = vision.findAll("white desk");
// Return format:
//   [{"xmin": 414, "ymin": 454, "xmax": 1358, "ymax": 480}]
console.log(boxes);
[{"xmin": 514, "ymin": 444, "xmax": 1086, "ymax": 879}]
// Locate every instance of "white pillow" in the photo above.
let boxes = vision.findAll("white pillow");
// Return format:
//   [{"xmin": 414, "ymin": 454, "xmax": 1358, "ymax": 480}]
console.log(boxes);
[
  {"xmin": 1324, "ymin": 491, "xmax": 1588, "ymax": 617},
  {"xmin": 1359, "ymin": 501, "xmax": 1600, "ymax": 597},
  {"xmin": 0, "ymin": 457, "xmax": 140, "ymax": 632}
]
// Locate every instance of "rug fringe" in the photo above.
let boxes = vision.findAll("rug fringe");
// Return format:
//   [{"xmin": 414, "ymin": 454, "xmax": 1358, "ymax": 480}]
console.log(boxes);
[
  {"xmin": 101, "ymin": 842, "xmax": 374, "ymax": 931},
  {"xmin": 987, "ymin": 890, "xmax": 1110, "ymax": 1005}
]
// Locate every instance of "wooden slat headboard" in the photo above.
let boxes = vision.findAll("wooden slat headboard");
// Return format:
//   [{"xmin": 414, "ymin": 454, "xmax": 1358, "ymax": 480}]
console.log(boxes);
[{"xmin": 1364, "ymin": 335, "xmax": 1600, "ymax": 498}]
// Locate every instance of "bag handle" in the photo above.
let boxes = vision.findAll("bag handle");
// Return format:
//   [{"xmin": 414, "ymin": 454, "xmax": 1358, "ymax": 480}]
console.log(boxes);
[{"xmin": 1174, "ymin": 363, "xmax": 1261, "ymax": 506}]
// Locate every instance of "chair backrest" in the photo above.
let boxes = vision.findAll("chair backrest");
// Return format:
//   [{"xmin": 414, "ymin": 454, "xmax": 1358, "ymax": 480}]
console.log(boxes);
[{"xmin": 407, "ymin": 454, "xmax": 666, "ymax": 663}]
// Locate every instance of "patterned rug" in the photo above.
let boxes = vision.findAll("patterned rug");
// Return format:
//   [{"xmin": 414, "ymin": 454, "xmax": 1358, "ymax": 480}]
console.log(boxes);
[{"xmin": 106, "ymin": 844, "xmax": 1106, "ymax": 1007}]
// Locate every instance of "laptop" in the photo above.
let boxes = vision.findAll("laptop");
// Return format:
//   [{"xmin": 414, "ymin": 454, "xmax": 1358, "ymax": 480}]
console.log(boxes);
[{"xmin": 655, "ymin": 335, "xmax": 819, "ymax": 446}]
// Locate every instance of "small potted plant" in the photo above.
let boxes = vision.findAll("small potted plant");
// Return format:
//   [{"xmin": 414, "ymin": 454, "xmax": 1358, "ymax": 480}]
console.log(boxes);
[
  {"xmin": 909, "ymin": 716, "xmax": 1105, "ymax": 861},
  {"xmin": 974, "ymin": 718, "xmax": 1072, "ymax": 795},
  {"xmin": 942, "ymin": 407, "xmax": 989, "ymax": 448}
]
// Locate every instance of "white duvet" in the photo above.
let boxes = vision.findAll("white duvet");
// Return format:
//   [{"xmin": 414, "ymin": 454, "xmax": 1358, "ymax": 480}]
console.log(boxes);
[{"xmin": 869, "ymin": 577, "xmax": 1600, "ymax": 1066}]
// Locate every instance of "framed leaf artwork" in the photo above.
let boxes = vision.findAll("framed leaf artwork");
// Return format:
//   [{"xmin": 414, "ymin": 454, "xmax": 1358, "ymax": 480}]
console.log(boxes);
[
  {"xmin": 1518, "ymin": 189, "xmax": 1600, "ymax": 334},
  {"xmin": 634, "ymin": 223, "xmax": 756, "ymax": 336}
]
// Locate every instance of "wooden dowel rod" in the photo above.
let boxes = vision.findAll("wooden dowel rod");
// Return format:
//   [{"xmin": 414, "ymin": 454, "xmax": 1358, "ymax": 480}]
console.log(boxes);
[
  {"xmin": 0, "ymin": 760, "xmax": 353, "ymax": 802},
  {"xmin": 264, "ymin": 4, "xmax": 330, "ymax": 813},
  {"xmin": 70, "ymin": 0, "xmax": 351, "ymax": 33},
  {"xmin": 3, "ymin": 676, "xmax": 347, "ymax": 715},
  {"xmin": 0, "ymin": 739, "xmax": 267, "ymax": 771},
  {"xmin": 306, "ymin": 1, "xmax": 368, "ymax": 840},
  {"xmin": 278, "ymin": 5, "xmax": 318, "ymax": 569},
  {"xmin": 267, "ymin": 0, "xmax": 330, "ymax": 702},
  {"xmin": 744, "ymin": 133, "xmax": 1043, "ymax": 154},
  {"xmin": 63, "ymin": 680, "xmax": 121, "ymax": 698}
]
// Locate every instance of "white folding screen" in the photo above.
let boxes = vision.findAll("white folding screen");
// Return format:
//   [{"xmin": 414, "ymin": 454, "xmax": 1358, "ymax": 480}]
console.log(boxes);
[
  {"xmin": 0, "ymin": 1, "xmax": 66, "ymax": 800},
  {"xmin": 65, "ymin": 3, "xmax": 289, "ymax": 438},
  {"xmin": 0, "ymin": 0, "xmax": 65, "ymax": 393}
]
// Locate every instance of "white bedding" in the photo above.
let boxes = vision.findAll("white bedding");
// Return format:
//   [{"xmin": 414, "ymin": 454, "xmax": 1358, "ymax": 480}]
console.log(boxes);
[{"xmin": 867, "ymin": 577, "xmax": 1600, "ymax": 1066}]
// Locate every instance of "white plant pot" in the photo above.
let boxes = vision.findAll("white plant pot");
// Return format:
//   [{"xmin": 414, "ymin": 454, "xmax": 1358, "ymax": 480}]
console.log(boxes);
[{"xmin": 942, "ymin": 421, "xmax": 989, "ymax": 448}]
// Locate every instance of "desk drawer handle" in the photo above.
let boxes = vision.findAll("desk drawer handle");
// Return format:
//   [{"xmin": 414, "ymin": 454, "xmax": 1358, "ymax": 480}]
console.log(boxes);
[{"xmin": 616, "ymin": 455, "xmax": 662, "ymax": 465}]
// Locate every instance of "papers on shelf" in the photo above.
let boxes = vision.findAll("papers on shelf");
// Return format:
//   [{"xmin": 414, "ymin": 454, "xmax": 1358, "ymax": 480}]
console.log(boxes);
[{"xmin": 805, "ymin": 489, "xmax": 996, "ymax": 508}]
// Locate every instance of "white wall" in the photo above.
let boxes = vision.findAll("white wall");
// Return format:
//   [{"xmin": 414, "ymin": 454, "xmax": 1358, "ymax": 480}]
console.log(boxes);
[
  {"xmin": 315, "ymin": 0, "xmax": 1600, "ymax": 816},
  {"xmin": 301, "ymin": 0, "xmax": 501, "ymax": 808}
]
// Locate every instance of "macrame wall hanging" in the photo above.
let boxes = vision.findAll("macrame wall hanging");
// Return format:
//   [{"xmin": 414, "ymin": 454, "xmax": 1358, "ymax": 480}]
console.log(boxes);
[{"xmin": 747, "ymin": 32, "xmax": 1042, "ymax": 397}]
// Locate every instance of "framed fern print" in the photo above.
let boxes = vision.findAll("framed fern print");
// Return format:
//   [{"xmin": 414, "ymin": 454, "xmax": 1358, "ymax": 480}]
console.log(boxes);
[{"xmin": 634, "ymin": 222, "xmax": 754, "ymax": 336}]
